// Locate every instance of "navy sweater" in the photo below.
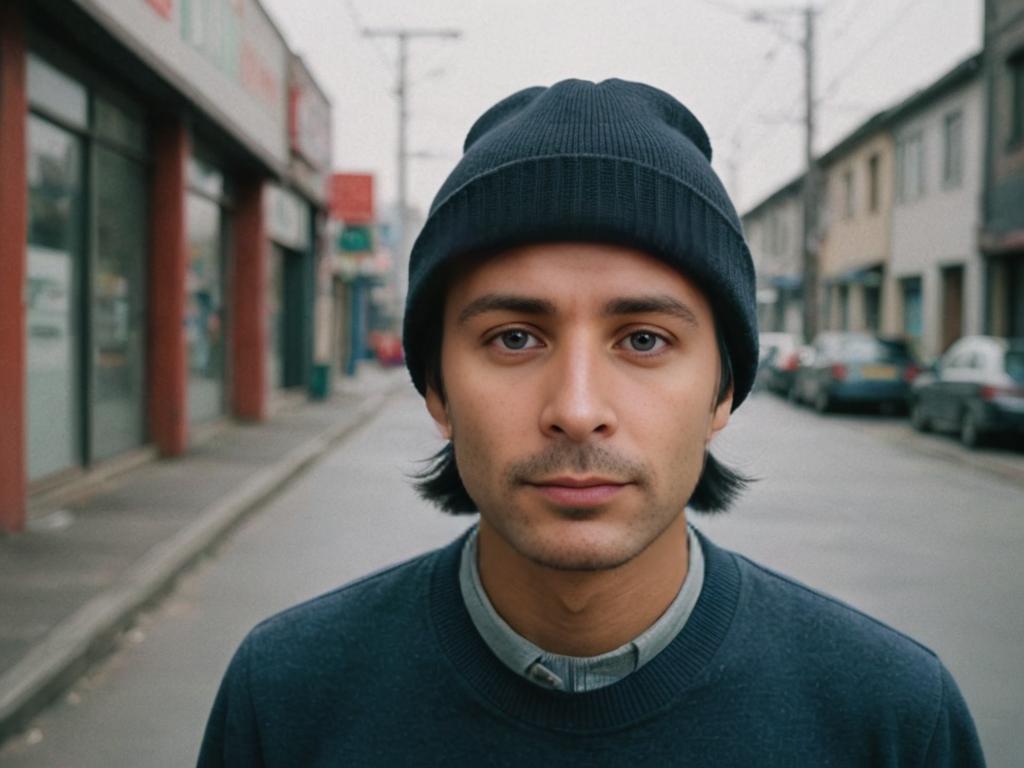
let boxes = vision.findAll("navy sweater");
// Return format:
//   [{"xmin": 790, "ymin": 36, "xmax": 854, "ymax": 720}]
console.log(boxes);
[{"xmin": 198, "ymin": 530, "xmax": 984, "ymax": 766}]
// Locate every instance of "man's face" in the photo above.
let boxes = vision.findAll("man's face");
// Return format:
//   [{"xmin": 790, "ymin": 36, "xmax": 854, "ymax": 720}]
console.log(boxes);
[{"xmin": 426, "ymin": 242, "xmax": 732, "ymax": 572}]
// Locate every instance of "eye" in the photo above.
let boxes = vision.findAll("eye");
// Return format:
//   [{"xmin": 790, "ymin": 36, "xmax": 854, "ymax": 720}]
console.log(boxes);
[
  {"xmin": 492, "ymin": 328, "xmax": 541, "ymax": 351},
  {"xmin": 622, "ymin": 330, "xmax": 668, "ymax": 354}
]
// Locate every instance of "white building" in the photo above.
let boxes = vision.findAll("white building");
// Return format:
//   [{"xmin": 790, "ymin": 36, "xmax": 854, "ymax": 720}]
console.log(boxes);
[{"xmin": 886, "ymin": 54, "xmax": 984, "ymax": 360}]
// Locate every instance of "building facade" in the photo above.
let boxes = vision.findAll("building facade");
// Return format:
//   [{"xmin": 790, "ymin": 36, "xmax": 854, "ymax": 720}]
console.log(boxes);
[
  {"xmin": 982, "ymin": 0, "xmax": 1024, "ymax": 337},
  {"xmin": 741, "ymin": 175, "xmax": 805, "ymax": 337},
  {"xmin": 818, "ymin": 116, "xmax": 895, "ymax": 335},
  {"xmin": 887, "ymin": 55, "xmax": 984, "ymax": 360},
  {"xmin": 0, "ymin": 0, "xmax": 331, "ymax": 532}
]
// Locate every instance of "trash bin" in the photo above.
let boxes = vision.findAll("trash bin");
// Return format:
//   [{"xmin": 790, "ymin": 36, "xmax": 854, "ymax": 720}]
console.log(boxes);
[{"xmin": 309, "ymin": 363, "xmax": 331, "ymax": 400}]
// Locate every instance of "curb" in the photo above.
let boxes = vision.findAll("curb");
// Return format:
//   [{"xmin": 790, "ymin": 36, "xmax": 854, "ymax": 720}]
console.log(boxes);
[{"xmin": 0, "ymin": 387, "xmax": 397, "ymax": 743}]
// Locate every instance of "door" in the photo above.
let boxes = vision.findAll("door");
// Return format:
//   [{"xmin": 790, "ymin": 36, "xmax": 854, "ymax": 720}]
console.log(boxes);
[{"xmin": 941, "ymin": 266, "xmax": 964, "ymax": 352}]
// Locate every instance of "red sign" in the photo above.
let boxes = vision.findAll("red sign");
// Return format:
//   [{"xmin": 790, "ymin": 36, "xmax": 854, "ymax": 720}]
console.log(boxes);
[
  {"xmin": 146, "ymin": 0, "xmax": 173, "ymax": 19},
  {"xmin": 330, "ymin": 173, "xmax": 375, "ymax": 224}
]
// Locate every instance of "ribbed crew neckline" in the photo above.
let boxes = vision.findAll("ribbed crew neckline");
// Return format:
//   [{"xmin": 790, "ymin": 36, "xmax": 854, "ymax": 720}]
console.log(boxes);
[{"xmin": 428, "ymin": 528, "xmax": 742, "ymax": 733}]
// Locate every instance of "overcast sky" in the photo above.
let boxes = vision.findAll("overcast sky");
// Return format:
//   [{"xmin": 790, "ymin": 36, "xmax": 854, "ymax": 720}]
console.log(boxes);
[{"xmin": 263, "ymin": 0, "xmax": 982, "ymax": 218}]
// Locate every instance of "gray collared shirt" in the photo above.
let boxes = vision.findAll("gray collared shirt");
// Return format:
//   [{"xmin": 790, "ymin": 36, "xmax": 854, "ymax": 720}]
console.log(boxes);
[{"xmin": 458, "ymin": 525, "xmax": 704, "ymax": 693}]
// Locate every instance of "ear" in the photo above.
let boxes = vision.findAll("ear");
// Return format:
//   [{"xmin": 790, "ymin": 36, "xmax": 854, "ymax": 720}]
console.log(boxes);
[
  {"xmin": 707, "ymin": 384, "xmax": 733, "ymax": 441},
  {"xmin": 425, "ymin": 385, "xmax": 452, "ymax": 440}
]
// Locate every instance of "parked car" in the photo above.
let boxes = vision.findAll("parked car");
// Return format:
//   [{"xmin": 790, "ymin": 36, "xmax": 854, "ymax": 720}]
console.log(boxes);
[
  {"xmin": 757, "ymin": 332, "xmax": 801, "ymax": 394},
  {"xmin": 792, "ymin": 332, "xmax": 920, "ymax": 413},
  {"xmin": 909, "ymin": 335, "xmax": 1024, "ymax": 447}
]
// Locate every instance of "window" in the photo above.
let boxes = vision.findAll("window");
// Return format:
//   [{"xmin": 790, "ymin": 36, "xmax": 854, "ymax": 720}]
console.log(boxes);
[
  {"xmin": 895, "ymin": 131, "xmax": 925, "ymax": 203},
  {"xmin": 1011, "ymin": 54, "xmax": 1024, "ymax": 145},
  {"xmin": 867, "ymin": 153, "xmax": 880, "ymax": 212},
  {"xmin": 842, "ymin": 169, "xmax": 855, "ymax": 219},
  {"xmin": 942, "ymin": 110, "xmax": 963, "ymax": 187},
  {"xmin": 901, "ymin": 277, "xmax": 923, "ymax": 341}
]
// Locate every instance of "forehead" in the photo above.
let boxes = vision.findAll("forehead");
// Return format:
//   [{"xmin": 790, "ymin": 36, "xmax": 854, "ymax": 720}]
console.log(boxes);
[{"xmin": 444, "ymin": 242, "xmax": 712, "ymax": 315}]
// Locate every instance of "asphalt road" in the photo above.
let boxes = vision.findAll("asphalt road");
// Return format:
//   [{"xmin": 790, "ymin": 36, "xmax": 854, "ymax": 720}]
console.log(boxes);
[{"xmin": 1, "ymin": 389, "xmax": 1021, "ymax": 767}]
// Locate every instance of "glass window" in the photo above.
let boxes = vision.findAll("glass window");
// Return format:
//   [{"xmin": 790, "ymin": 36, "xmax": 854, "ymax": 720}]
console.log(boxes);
[
  {"xmin": 942, "ymin": 110, "xmax": 963, "ymax": 187},
  {"xmin": 186, "ymin": 194, "xmax": 227, "ymax": 424},
  {"xmin": 895, "ymin": 131, "xmax": 925, "ymax": 203},
  {"xmin": 867, "ymin": 154, "xmax": 880, "ymax": 213},
  {"xmin": 901, "ymin": 277, "xmax": 923, "ymax": 340},
  {"xmin": 27, "ymin": 53, "xmax": 87, "ymax": 129},
  {"xmin": 25, "ymin": 116, "xmax": 84, "ymax": 480},
  {"xmin": 188, "ymin": 154, "xmax": 225, "ymax": 200},
  {"xmin": 91, "ymin": 147, "xmax": 147, "ymax": 460},
  {"xmin": 95, "ymin": 95, "xmax": 147, "ymax": 155},
  {"xmin": 1010, "ymin": 55, "xmax": 1024, "ymax": 145},
  {"xmin": 842, "ymin": 169, "xmax": 855, "ymax": 219},
  {"xmin": 267, "ymin": 247, "xmax": 283, "ymax": 392}
]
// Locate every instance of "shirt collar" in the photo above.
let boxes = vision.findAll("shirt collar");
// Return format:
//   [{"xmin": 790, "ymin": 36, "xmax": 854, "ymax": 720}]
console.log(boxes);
[{"xmin": 458, "ymin": 523, "xmax": 705, "ymax": 693}]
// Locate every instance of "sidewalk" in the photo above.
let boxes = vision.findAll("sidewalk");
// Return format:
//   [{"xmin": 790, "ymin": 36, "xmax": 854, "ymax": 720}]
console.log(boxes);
[{"xmin": 0, "ymin": 363, "xmax": 409, "ymax": 742}]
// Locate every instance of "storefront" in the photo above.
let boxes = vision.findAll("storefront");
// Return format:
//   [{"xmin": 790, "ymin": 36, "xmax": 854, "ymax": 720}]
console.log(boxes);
[
  {"xmin": 265, "ymin": 183, "xmax": 315, "ymax": 395},
  {"xmin": 0, "ymin": 0, "xmax": 321, "ymax": 532},
  {"xmin": 23, "ymin": 45, "xmax": 150, "ymax": 483}
]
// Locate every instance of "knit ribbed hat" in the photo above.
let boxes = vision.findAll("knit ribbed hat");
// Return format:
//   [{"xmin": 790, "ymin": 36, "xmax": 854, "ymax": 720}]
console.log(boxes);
[{"xmin": 403, "ymin": 78, "xmax": 758, "ymax": 408}]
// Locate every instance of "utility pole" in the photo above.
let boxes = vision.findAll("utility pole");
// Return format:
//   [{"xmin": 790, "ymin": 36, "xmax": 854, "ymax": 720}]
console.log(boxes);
[
  {"xmin": 746, "ymin": 4, "xmax": 820, "ymax": 342},
  {"xmin": 362, "ymin": 27, "xmax": 461, "ymax": 329},
  {"xmin": 800, "ymin": 5, "xmax": 820, "ymax": 343}
]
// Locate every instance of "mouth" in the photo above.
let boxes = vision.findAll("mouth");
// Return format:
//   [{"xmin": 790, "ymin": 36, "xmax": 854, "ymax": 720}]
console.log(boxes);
[{"xmin": 527, "ymin": 476, "xmax": 632, "ymax": 508}]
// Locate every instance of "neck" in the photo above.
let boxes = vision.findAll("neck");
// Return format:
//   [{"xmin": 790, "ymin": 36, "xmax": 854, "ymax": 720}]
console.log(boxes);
[{"xmin": 476, "ymin": 514, "xmax": 690, "ymax": 657}]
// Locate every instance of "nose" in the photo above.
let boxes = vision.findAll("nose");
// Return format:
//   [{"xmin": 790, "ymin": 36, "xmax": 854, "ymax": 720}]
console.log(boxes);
[{"xmin": 539, "ymin": 337, "xmax": 617, "ymax": 442}]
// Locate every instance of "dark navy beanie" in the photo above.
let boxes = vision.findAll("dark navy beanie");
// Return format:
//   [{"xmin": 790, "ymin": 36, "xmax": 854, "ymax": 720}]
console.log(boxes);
[{"xmin": 402, "ymin": 78, "xmax": 758, "ymax": 408}]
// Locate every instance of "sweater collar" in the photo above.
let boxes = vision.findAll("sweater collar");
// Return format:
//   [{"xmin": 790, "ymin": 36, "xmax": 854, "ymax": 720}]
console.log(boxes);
[{"xmin": 429, "ymin": 525, "xmax": 741, "ymax": 733}]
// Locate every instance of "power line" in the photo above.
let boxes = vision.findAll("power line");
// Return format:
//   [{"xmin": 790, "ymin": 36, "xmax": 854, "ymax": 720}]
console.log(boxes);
[
  {"xmin": 821, "ymin": 0, "xmax": 928, "ymax": 99},
  {"xmin": 343, "ymin": 0, "xmax": 394, "ymax": 74}
]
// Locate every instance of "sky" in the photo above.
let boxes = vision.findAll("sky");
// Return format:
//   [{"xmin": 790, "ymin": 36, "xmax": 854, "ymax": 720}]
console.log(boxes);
[{"xmin": 262, "ymin": 0, "xmax": 983, "ymax": 218}]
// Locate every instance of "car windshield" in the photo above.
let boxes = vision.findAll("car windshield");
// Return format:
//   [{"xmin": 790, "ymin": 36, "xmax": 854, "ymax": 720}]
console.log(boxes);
[
  {"xmin": 1005, "ymin": 350, "xmax": 1024, "ymax": 382},
  {"xmin": 839, "ymin": 337, "xmax": 910, "ymax": 362}
]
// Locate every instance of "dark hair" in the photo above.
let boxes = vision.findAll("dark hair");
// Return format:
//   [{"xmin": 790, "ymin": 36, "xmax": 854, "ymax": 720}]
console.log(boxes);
[{"xmin": 413, "ymin": 309, "xmax": 752, "ymax": 514}]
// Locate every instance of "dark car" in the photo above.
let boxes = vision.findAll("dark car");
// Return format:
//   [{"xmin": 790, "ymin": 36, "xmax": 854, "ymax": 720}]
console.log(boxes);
[
  {"xmin": 792, "ymin": 332, "xmax": 920, "ymax": 413},
  {"xmin": 757, "ymin": 332, "xmax": 801, "ymax": 395},
  {"xmin": 909, "ymin": 335, "xmax": 1024, "ymax": 448}
]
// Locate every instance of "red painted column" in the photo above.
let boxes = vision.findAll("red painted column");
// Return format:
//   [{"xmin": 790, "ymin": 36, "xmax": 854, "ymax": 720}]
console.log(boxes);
[
  {"xmin": 148, "ymin": 119, "xmax": 189, "ymax": 456},
  {"xmin": 231, "ymin": 178, "xmax": 267, "ymax": 421},
  {"xmin": 0, "ymin": 3, "xmax": 28, "ymax": 533}
]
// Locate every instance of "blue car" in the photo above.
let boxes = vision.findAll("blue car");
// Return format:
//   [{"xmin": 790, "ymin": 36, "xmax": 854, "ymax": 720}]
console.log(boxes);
[{"xmin": 793, "ymin": 332, "xmax": 920, "ymax": 414}]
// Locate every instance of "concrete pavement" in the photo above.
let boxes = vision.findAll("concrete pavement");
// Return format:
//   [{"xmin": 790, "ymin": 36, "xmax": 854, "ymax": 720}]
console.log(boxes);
[{"xmin": 0, "ymin": 363, "xmax": 409, "ymax": 744}]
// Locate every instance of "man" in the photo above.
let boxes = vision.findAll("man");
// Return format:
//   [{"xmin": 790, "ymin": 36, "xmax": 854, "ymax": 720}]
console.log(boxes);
[{"xmin": 198, "ymin": 79, "xmax": 984, "ymax": 766}]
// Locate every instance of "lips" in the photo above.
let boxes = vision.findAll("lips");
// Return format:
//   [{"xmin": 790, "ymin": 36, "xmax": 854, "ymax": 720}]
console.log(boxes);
[{"xmin": 529, "ymin": 476, "xmax": 630, "ymax": 507}]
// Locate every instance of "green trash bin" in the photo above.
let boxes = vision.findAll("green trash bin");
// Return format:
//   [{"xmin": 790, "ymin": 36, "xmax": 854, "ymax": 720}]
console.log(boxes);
[{"xmin": 309, "ymin": 363, "xmax": 331, "ymax": 400}]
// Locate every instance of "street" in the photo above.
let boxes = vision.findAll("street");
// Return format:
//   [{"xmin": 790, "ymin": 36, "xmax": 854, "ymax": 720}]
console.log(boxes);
[{"xmin": 1, "ymin": 388, "xmax": 1021, "ymax": 767}]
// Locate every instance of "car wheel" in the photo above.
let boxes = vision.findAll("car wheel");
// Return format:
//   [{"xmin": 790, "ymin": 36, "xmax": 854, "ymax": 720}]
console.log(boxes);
[
  {"xmin": 960, "ymin": 409, "xmax": 984, "ymax": 448},
  {"xmin": 814, "ymin": 390, "xmax": 831, "ymax": 414},
  {"xmin": 910, "ymin": 401, "xmax": 930, "ymax": 432}
]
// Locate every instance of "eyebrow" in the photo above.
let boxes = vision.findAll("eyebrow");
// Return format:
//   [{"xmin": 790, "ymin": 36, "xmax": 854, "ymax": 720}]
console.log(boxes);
[
  {"xmin": 455, "ymin": 292, "xmax": 701, "ymax": 327},
  {"xmin": 456, "ymin": 294, "xmax": 557, "ymax": 325},
  {"xmin": 603, "ymin": 295, "xmax": 700, "ymax": 327}
]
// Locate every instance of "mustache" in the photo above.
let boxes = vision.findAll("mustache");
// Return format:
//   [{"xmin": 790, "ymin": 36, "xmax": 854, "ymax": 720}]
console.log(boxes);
[{"xmin": 506, "ymin": 443, "xmax": 650, "ymax": 487}]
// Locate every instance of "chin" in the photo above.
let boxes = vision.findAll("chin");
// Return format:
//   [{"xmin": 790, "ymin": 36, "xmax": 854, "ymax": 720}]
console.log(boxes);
[{"xmin": 508, "ymin": 520, "xmax": 650, "ymax": 572}]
